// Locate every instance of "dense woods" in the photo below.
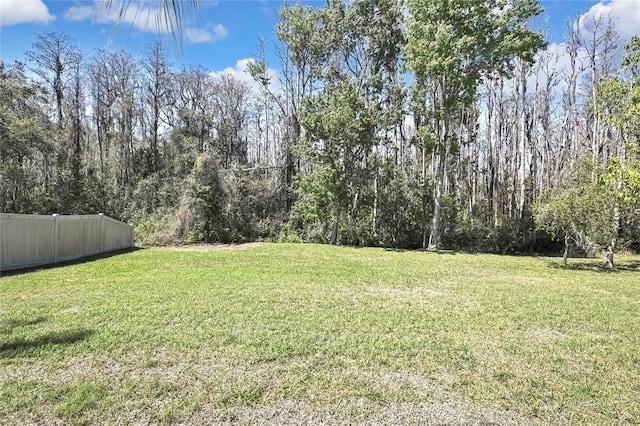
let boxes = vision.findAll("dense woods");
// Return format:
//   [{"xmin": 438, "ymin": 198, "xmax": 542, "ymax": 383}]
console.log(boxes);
[{"xmin": 2, "ymin": 0, "xmax": 639, "ymax": 259}]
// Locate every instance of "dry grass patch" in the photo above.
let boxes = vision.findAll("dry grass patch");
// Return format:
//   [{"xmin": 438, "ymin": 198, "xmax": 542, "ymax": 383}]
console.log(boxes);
[{"xmin": 2, "ymin": 349, "xmax": 537, "ymax": 425}]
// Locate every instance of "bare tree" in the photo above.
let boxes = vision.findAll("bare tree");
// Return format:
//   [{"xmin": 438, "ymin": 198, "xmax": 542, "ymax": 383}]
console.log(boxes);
[
  {"xmin": 142, "ymin": 41, "xmax": 172, "ymax": 173},
  {"xmin": 211, "ymin": 75, "xmax": 250, "ymax": 168},
  {"xmin": 26, "ymin": 32, "xmax": 80, "ymax": 129}
]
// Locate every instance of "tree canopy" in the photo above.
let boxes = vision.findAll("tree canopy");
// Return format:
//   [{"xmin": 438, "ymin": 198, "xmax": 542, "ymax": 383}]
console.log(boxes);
[{"xmin": 2, "ymin": 2, "xmax": 639, "ymax": 258}]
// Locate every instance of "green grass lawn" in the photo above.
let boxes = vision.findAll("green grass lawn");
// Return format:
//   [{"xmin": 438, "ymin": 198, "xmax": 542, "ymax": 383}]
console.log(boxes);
[{"xmin": 1, "ymin": 243, "xmax": 639, "ymax": 425}]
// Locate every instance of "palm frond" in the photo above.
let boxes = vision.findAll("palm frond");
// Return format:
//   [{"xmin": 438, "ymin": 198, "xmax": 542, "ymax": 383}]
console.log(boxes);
[{"xmin": 99, "ymin": 0, "xmax": 201, "ymax": 47}]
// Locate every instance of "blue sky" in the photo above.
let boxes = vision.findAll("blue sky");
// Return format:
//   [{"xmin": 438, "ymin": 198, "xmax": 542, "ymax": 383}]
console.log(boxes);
[
  {"xmin": 1, "ymin": 0, "xmax": 639, "ymax": 75},
  {"xmin": 1, "ymin": 0, "xmax": 287, "ymax": 70}
]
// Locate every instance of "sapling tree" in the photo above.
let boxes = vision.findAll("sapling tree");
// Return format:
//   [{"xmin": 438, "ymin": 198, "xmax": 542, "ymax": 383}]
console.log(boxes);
[{"xmin": 533, "ymin": 157, "xmax": 618, "ymax": 266}]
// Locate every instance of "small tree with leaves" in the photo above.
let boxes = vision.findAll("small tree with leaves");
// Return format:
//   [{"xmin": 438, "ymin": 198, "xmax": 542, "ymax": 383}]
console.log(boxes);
[{"xmin": 533, "ymin": 157, "xmax": 618, "ymax": 266}]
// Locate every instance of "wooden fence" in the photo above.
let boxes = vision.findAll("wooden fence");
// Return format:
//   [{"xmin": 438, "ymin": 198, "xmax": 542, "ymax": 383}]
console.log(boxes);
[{"xmin": 0, "ymin": 213, "xmax": 134, "ymax": 272}]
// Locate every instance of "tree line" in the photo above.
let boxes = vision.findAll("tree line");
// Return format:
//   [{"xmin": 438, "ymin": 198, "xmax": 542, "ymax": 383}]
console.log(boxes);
[{"xmin": 1, "ymin": 0, "xmax": 639, "ymax": 259}]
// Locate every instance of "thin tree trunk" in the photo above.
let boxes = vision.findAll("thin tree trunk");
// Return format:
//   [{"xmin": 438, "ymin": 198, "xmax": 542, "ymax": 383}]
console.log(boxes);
[
  {"xmin": 372, "ymin": 168, "xmax": 378, "ymax": 233},
  {"xmin": 428, "ymin": 142, "xmax": 447, "ymax": 250},
  {"xmin": 518, "ymin": 60, "xmax": 528, "ymax": 219},
  {"xmin": 563, "ymin": 233, "xmax": 570, "ymax": 266},
  {"xmin": 330, "ymin": 208, "xmax": 340, "ymax": 245}
]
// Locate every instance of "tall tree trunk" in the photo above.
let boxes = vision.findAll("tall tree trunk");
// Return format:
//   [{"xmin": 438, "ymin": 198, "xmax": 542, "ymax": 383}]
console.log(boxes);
[
  {"xmin": 54, "ymin": 73, "xmax": 64, "ymax": 129},
  {"xmin": 428, "ymin": 140, "xmax": 447, "ymax": 250},
  {"xmin": 284, "ymin": 114, "xmax": 300, "ymax": 213},
  {"xmin": 372, "ymin": 167, "xmax": 378, "ymax": 233},
  {"xmin": 517, "ymin": 60, "xmax": 528, "ymax": 219}
]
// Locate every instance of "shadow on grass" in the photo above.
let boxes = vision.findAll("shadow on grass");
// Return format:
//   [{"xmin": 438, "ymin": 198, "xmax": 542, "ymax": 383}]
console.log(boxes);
[
  {"xmin": 0, "ymin": 247, "xmax": 144, "ymax": 277},
  {"xmin": 0, "ymin": 316, "xmax": 48, "ymax": 334},
  {"xmin": 0, "ymin": 328, "xmax": 94, "ymax": 357},
  {"xmin": 547, "ymin": 260, "xmax": 640, "ymax": 273}
]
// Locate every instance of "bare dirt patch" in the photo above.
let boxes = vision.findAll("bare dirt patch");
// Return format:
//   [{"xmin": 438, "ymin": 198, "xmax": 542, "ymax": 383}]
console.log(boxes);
[{"xmin": 164, "ymin": 243, "xmax": 260, "ymax": 252}]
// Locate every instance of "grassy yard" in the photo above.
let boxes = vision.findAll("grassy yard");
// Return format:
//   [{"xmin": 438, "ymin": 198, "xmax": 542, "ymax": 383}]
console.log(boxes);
[{"xmin": 1, "ymin": 243, "xmax": 639, "ymax": 425}]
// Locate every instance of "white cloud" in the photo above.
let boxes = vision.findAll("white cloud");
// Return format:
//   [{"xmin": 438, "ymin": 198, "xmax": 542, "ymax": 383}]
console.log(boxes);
[
  {"xmin": 0, "ymin": 0, "xmax": 54, "ymax": 26},
  {"xmin": 106, "ymin": 2, "xmax": 173, "ymax": 33},
  {"xmin": 185, "ymin": 28, "xmax": 214, "ymax": 43},
  {"xmin": 209, "ymin": 58, "xmax": 280, "ymax": 93},
  {"xmin": 61, "ymin": 0, "xmax": 226, "ymax": 42},
  {"xmin": 580, "ymin": 0, "xmax": 640, "ymax": 42},
  {"xmin": 528, "ymin": 0, "xmax": 639, "ymax": 100},
  {"xmin": 210, "ymin": 58, "xmax": 259, "ymax": 83},
  {"xmin": 207, "ymin": 23, "xmax": 228, "ymax": 40},
  {"xmin": 64, "ymin": 5, "xmax": 95, "ymax": 22},
  {"xmin": 60, "ymin": 0, "xmax": 185, "ymax": 33},
  {"xmin": 59, "ymin": 0, "xmax": 188, "ymax": 34},
  {"xmin": 185, "ymin": 24, "xmax": 228, "ymax": 44}
]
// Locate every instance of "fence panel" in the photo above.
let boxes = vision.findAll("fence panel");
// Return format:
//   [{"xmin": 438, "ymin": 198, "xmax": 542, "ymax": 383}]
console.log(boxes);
[
  {"xmin": 102, "ymin": 215, "xmax": 134, "ymax": 252},
  {"xmin": 56, "ymin": 215, "xmax": 103, "ymax": 263},
  {"xmin": 0, "ymin": 213, "xmax": 133, "ymax": 272},
  {"xmin": 0, "ymin": 214, "xmax": 55, "ymax": 271}
]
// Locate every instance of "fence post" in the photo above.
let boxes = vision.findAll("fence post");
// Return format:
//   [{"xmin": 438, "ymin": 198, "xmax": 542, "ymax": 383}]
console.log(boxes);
[
  {"xmin": 99, "ymin": 213, "xmax": 104, "ymax": 254},
  {"xmin": 52, "ymin": 214, "xmax": 59, "ymax": 264},
  {"xmin": 130, "ymin": 224, "xmax": 134, "ymax": 248}
]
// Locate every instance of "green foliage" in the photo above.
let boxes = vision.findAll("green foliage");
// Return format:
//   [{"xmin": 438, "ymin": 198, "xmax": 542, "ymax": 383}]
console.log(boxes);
[
  {"xmin": 606, "ymin": 155, "xmax": 640, "ymax": 205},
  {"xmin": 189, "ymin": 153, "xmax": 225, "ymax": 241},
  {"xmin": 406, "ymin": 0, "xmax": 545, "ymax": 112},
  {"xmin": 599, "ymin": 35, "xmax": 640, "ymax": 208},
  {"xmin": 287, "ymin": 0, "xmax": 405, "ymax": 245},
  {"xmin": 297, "ymin": 79, "xmax": 377, "ymax": 242},
  {"xmin": 374, "ymin": 166, "xmax": 428, "ymax": 249},
  {"xmin": 276, "ymin": 2, "xmax": 325, "ymax": 77},
  {"xmin": 7, "ymin": 16, "xmax": 637, "ymax": 256},
  {"xmin": 292, "ymin": 166, "xmax": 338, "ymax": 230},
  {"xmin": 217, "ymin": 167, "xmax": 283, "ymax": 242},
  {"xmin": 255, "ymin": 218, "xmax": 303, "ymax": 243},
  {"xmin": 0, "ymin": 61, "xmax": 57, "ymax": 213},
  {"xmin": 132, "ymin": 208, "xmax": 177, "ymax": 246},
  {"xmin": 533, "ymin": 158, "xmax": 617, "ymax": 256},
  {"xmin": 406, "ymin": 0, "xmax": 545, "ymax": 249}
]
